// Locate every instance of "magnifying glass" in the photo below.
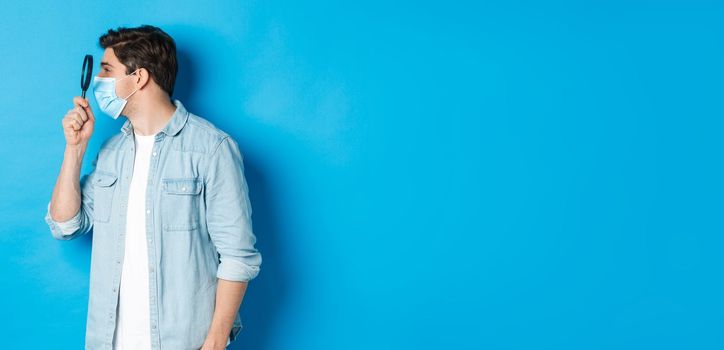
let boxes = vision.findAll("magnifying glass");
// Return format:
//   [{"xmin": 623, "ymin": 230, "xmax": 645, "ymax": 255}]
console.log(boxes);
[{"xmin": 80, "ymin": 54, "xmax": 93, "ymax": 98}]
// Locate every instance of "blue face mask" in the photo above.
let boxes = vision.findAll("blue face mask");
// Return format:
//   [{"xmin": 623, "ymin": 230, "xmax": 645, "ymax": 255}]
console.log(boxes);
[{"xmin": 92, "ymin": 69, "xmax": 141, "ymax": 119}]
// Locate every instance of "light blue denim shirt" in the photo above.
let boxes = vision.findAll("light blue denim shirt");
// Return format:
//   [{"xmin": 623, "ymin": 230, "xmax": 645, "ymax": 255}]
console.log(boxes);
[{"xmin": 44, "ymin": 99, "xmax": 262, "ymax": 349}]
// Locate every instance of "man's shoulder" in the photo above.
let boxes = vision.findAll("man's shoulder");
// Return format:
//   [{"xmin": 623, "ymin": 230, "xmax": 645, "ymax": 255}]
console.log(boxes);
[
  {"xmin": 178, "ymin": 113, "xmax": 233, "ymax": 154},
  {"xmin": 185, "ymin": 113, "xmax": 230, "ymax": 139}
]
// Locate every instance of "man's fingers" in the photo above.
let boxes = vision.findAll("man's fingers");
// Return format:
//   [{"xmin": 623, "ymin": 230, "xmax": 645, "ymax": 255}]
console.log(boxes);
[
  {"xmin": 64, "ymin": 109, "xmax": 85, "ymax": 130},
  {"xmin": 73, "ymin": 96, "xmax": 94, "ymax": 122},
  {"xmin": 66, "ymin": 109, "xmax": 85, "ymax": 126},
  {"xmin": 63, "ymin": 116, "xmax": 81, "ymax": 131},
  {"xmin": 72, "ymin": 96, "xmax": 89, "ymax": 109},
  {"xmin": 70, "ymin": 112, "xmax": 85, "ymax": 127},
  {"xmin": 74, "ymin": 106, "xmax": 88, "ymax": 122},
  {"xmin": 69, "ymin": 117, "xmax": 81, "ymax": 131},
  {"xmin": 86, "ymin": 104, "xmax": 95, "ymax": 121}
]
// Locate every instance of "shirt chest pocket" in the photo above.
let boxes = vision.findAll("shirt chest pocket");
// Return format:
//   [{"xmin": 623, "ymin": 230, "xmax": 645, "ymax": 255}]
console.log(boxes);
[
  {"xmin": 93, "ymin": 171, "xmax": 119, "ymax": 223},
  {"xmin": 161, "ymin": 177, "xmax": 204, "ymax": 231}
]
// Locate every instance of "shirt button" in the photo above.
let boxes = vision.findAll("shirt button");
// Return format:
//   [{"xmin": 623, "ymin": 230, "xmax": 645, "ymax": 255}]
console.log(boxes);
[
  {"xmin": 152, "ymin": 325, "xmax": 156, "ymax": 329},
  {"xmin": 116, "ymin": 260, "xmax": 121, "ymax": 264},
  {"xmin": 146, "ymin": 209, "xmax": 151, "ymax": 214},
  {"xmin": 153, "ymin": 152, "xmax": 157, "ymax": 156},
  {"xmin": 181, "ymin": 187, "xmax": 186, "ymax": 191},
  {"xmin": 112, "ymin": 288, "xmax": 117, "ymax": 292}
]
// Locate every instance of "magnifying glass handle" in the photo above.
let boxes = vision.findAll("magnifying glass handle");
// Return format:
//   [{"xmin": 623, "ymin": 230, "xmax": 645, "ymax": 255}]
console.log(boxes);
[{"xmin": 82, "ymin": 90, "xmax": 86, "ymax": 99}]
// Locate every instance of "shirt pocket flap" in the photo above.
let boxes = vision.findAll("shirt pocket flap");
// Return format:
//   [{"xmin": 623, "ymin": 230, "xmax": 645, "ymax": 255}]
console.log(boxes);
[
  {"xmin": 163, "ymin": 177, "xmax": 203, "ymax": 195},
  {"xmin": 93, "ymin": 172, "xmax": 118, "ymax": 187}
]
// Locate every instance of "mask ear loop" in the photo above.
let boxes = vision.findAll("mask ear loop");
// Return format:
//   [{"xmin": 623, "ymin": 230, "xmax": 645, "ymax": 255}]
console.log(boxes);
[
  {"xmin": 124, "ymin": 86, "xmax": 140, "ymax": 100},
  {"xmin": 123, "ymin": 68, "xmax": 143, "ymax": 99}
]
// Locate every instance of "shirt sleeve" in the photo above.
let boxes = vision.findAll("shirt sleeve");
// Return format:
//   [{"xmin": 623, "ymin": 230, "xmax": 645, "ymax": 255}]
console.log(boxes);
[
  {"xmin": 204, "ymin": 136, "xmax": 262, "ymax": 282},
  {"xmin": 46, "ymin": 201, "xmax": 81, "ymax": 236}
]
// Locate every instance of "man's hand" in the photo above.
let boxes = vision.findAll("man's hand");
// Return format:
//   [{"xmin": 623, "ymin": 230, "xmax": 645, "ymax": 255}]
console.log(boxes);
[{"xmin": 63, "ymin": 96, "xmax": 95, "ymax": 147}]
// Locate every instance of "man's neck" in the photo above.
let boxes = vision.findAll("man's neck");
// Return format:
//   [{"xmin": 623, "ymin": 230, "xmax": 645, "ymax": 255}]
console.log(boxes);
[{"xmin": 127, "ymin": 97, "xmax": 177, "ymax": 136}]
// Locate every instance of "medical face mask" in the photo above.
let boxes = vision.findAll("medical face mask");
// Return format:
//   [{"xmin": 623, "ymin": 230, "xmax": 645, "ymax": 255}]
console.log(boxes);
[{"xmin": 92, "ymin": 69, "xmax": 141, "ymax": 119}]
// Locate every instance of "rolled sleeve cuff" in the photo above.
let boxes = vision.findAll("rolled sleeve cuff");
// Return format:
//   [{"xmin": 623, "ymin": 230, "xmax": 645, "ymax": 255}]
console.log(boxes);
[
  {"xmin": 217, "ymin": 258, "xmax": 261, "ymax": 282},
  {"xmin": 45, "ymin": 201, "xmax": 81, "ymax": 238}
]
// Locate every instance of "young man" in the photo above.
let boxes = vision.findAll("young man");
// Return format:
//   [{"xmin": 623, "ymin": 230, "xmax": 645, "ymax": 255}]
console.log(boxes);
[{"xmin": 44, "ymin": 25, "xmax": 262, "ymax": 350}]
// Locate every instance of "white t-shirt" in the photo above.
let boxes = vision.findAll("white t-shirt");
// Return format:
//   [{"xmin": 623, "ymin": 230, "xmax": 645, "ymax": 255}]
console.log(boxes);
[{"xmin": 113, "ymin": 131, "xmax": 156, "ymax": 350}]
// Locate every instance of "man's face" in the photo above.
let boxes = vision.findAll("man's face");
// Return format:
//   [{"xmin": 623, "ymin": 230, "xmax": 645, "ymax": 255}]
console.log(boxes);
[{"xmin": 97, "ymin": 48, "xmax": 138, "ymax": 99}]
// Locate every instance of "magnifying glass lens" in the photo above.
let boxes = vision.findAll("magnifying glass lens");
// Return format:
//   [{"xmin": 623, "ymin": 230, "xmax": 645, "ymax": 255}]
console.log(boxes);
[{"xmin": 81, "ymin": 54, "xmax": 93, "ymax": 98}]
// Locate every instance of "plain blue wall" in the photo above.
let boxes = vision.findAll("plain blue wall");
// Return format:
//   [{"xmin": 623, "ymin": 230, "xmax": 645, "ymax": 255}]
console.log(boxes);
[{"xmin": 0, "ymin": 0, "xmax": 722, "ymax": 349}]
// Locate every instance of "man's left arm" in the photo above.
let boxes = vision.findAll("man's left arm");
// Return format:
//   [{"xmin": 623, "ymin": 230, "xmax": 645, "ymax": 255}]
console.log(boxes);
[
  {"xmin": 202, "ymin": 136, "xmax": 262, "ymax": 349},
  {"xmin": 203, "ymin": 279, "xmax": 248, "ymax": 349}
]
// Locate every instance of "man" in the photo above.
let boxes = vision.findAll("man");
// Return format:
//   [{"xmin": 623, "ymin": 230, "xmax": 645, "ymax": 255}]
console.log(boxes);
[{"xmin": 44, "ymin": 25, "xmax": 262, "ymax": 350}]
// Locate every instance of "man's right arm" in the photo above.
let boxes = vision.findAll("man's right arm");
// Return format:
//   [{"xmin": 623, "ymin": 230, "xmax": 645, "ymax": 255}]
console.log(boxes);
[
  {"xmin": 45, "ymin": 96, "xmax": 97, "ymax": 241},
  {"xmin": 45, "ymin": 144, "xmax": 97, "ymax": 240}
]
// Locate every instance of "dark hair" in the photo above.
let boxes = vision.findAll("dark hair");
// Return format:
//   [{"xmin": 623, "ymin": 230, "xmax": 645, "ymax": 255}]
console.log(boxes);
[{"xmin": 99, "ymin": 25, "xmax": 178, "ymax": 97}]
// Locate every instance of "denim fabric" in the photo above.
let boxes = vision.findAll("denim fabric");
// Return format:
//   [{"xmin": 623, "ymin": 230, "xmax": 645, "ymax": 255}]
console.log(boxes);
[{"xmin": 44, "ymin": 99, "xmax": 262, "ymax": 349}]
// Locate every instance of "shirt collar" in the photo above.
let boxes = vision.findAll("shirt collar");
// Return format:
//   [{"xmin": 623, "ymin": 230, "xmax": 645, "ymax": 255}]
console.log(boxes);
[{"xmin": 121, "ymin": 99, "xmax": 189, "ymax": 138}]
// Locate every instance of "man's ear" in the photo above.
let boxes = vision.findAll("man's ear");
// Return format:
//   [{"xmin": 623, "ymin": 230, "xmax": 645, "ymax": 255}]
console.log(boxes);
[{"xmin": 136, "ymin": 67, "xmax": 152, "ymax": 90}]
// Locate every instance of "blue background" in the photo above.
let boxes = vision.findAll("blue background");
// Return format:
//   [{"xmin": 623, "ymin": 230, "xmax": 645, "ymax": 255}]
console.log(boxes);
[{"xmin": 1, "ymin": 1, "xmax": 722, "ymax": 349}]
